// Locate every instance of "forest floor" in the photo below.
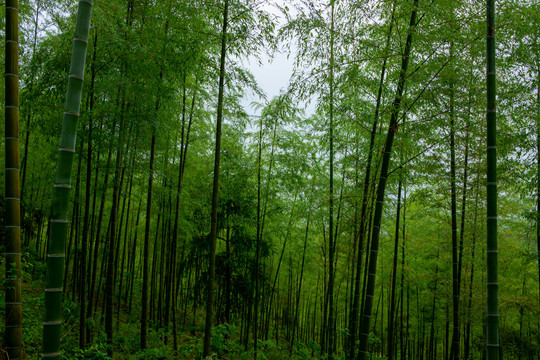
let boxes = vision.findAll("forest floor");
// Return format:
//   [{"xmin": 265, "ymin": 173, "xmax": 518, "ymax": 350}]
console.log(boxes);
[{"xmin": 1, "ymin": 260, "xmax": 329, "ymax": 360}]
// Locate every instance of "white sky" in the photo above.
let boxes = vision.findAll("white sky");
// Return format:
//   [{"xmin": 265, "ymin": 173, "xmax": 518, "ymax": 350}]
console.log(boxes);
[
  {"xmin": 240, "ymin": 51, "xmax": 294, "ymax": 116},
  {"xmin": 239, "ymin": 0, "xmax": 317, "ymax": 117}
]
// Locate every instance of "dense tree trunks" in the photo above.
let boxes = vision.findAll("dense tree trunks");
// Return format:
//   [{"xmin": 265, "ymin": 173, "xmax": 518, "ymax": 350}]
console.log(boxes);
[
  {"xmin": 141, "ymin": 99, "xmax": 160, "ymax": 349},
  {"xmin": 65, "ymin": 143, "xmax": 82, "ymax": 296},
  {"xmin": 79, "ymin": 28, "xmax": 98, "ymax": 349},
  {"xmin": 86, "ymin": 135, "xmax": 113, "ymax": 345},
  {"xmin": 203, "ymin": 0, "xmax": 228, "ymax": 355},
  {"xmin": 42, "ymin": 0, "xmax": 92, "ymax": 357},
  {"xmin": 486, "ymin": 1, "xmax": 499, "ymax": 359},
  {"xmin": 4, "ymin": 0, "xmax": 22, "ymax": 357},
  {"xmin": 357, "ymin": 2, "xmax": 419, "ymax": 359},
  {"xmin": 105, "ymin": 107, "xmax": 127, "ymax": 356},
  {"xmin": 265, "ymin": 197, "xmax": 296, "ymax": 339},
  {"xmin": 290, "ymin": 217, "xmax": 310, "ymax": 353}
]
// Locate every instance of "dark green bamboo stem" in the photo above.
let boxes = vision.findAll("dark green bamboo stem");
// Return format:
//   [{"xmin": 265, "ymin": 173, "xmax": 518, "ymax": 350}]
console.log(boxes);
[
  {"xmin": 450, "ymin": 67, "xmax": 460, "ymax": 360},
  {"xmin": 486, "ymin": 1, "xmax": 499, "ymax": 359},
  {"xmin": 42, "ymin": 0, "xmax": 92, "ymax": 358},
  {"xmin": 254, "ymin": 110, "xmax": 263, "ymax": 357},
  {"xmin": 4, "ymin": 0, "xmax": 22, "ymax": 357},
  {"xmin": 348, "ymin": 3, "xmax": 395, "ymax": 359},
  {"xmin": 387, "ymin": 179, "xmax": 402, "ymax": 360},
  {"xmin": 203, "ymin": 0, "xmax": 228, "ymax": 355},
  {"xmin": 357, "ymin": 1, "xmax": 418, "ymax": 359},
  {"xmin": 141, "ymin": 132, "xmax": 156, "ymax": 349}
]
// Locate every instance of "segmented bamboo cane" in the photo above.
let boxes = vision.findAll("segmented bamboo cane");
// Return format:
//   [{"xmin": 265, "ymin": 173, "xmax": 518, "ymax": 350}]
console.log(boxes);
[
  {"xmin": 4, "ymin": 0, "xmax": 23, "ymax": 357},
  {"xmin": 486, "ymin": 1, "xmax": 499, "ymax": 359},
  {"xmin": 42, "ymin": 1, "xmax": 92, "ymax": 358}
]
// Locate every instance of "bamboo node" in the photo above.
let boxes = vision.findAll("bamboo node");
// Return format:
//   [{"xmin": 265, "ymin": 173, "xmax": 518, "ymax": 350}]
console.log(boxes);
[
  {"xmin": 50, "ymin": 219, "xmax": 68, "ymax": 223},
  {"xmin": 74, "ymin": 37, "xmax": 88, "ymax": 43},
  {"xmin": 47, "ymin": 254, "xmax": 65, "ymax": 258},
  {"xmin": 43, "ymin": 321, "xmax": 63, "ymax": 325},
  {"xmin": 54, "ymin": 184, "xmax": 72, "ymax": 188},
  {"xmin": 4, "ymin": 73, "xmax": 19, "ymax": 78},
  {"xmin": 59, "ymin": 147, "xmax": 76, "ymax": 153},
  {"xmin": 63, "ymin": 111, "xmax": 80, "ymax": 116},
  {"xmin": 5, "ymin": 197, "xmax": 20, "ymax": 201},
  {"xmin": 41, "ymin": 351, "xmax": 62, "ymax": 358},
  {"xmin": 5, "ymin": 137, "xmax": 20, "ymax": 141},
  {"xmin": 45, "ymin": 288, "xmax": 64, "ymax": 292},
  {"xmin": 5, "ymin": 6, "xmax": 18, "ymax": 11},
  {"xmin": 69, "ymin": 74, "xmax": 84, "ymax": 80},
  {"xmin": 5, "ymin": 168, "xmax": 20, "ymax": 171}
]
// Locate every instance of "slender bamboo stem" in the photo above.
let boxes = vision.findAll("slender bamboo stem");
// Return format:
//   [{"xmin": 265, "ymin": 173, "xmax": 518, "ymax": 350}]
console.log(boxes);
[
  {"xmin": 357, "ymin": 1, "xmax": 419, "ymax": 359},
  {"xmin": 203, "ymin": 0, "xmax": 229, "ymax": 355},
  {"xmin": 486, "ymin": 1, "xmax": 499, "ymax": 359}
]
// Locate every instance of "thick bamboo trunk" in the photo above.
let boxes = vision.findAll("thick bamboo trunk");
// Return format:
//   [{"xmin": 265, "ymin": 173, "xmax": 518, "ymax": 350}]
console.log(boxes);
[
  {"xmin": 42, "ymin": 0, "xmax": 92, "ymax": 357},
  {"xmin": 4, "ymin": 0, "xmax": 22, "ymax": 357}
]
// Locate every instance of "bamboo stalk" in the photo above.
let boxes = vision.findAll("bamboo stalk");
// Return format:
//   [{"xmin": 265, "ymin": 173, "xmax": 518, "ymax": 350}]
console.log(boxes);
[
  {"xmin": 4, "ymin": 0, "xmax": 23, "ymax": 357},
  {"xmin": 42, "ymin": 1, "xmax": 92, "ymax": 358},
  {"xmin": 485, "ymin": 1, "xmax": 499, "ymax": 359}
]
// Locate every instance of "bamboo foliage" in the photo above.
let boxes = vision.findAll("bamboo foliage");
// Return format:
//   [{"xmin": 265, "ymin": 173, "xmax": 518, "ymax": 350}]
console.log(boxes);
[
  {"xmin": 4, "ymin": 0, "xmax": 23, "ymax": 358},
  {"xmin": 42, "ymin": 0, "xmax": 93, "ymax": 358},
  {"xmin": 486, "ymin": 0, "xmax": 499, "ymax": 359}
]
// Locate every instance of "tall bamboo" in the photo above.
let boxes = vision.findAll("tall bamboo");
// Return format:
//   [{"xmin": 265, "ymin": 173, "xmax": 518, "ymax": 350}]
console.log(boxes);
[
  {"xmin": 203, "ymin": 0, "xmax": 229, "ymax": 355},
  {"xmin": 486, "ymin": 0, "xmax": 499, "ymax": 359},
  {"xmin": 327, "ymin": 1, "xmax": 336, "ymax": 358},
  {"xmin": 348, "ymin": 3, "xmax": 395, "ymax": 359},
  {"xmin": 4, "ymin": 0, "xmax": 22, "ymax": 357},
  {"xmin": 357, "ymin": 1, "xmax": 419, "ymax": 359},
  {"xmin": 42, "ymin": 0, "xmax": 92, "ymax": 358}
]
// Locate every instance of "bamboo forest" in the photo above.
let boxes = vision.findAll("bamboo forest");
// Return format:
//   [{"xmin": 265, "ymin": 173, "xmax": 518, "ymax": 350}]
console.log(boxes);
[{"xmin": 2, "ymin": 0, "xmax": 540, "ymax": 359}]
